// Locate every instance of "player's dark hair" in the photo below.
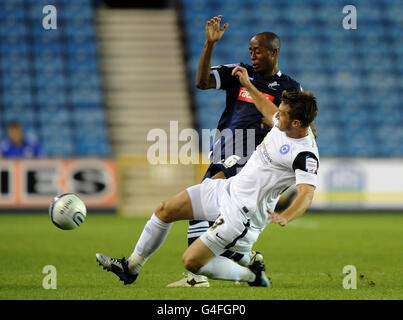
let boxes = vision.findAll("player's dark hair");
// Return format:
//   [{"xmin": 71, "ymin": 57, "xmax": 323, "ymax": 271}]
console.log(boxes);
[
  {"xmin": 255, "ymin": 32, "xmax": 281, "ymax": 51},
  {"xmin": 281, "ymin": 90, "xmax": 318, "ymax": 127}
]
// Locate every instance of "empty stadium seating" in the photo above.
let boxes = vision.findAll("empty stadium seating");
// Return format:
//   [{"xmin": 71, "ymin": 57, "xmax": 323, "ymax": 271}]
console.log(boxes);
[
  {"xmin": 0, "ymin": 0, "xmax": 110, "ymax": 157},
  {"xmin": 2, "ymin": 0, "xmax": 400, "ymax": 158},
  {"xmin": 181, "ymin": 0, "xmax": 403, "ymax": 157}
]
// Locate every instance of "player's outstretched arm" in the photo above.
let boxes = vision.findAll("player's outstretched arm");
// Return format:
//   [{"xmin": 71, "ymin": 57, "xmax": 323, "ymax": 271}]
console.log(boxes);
[
  {"xmin": 195, "ymin": 15, "xmax": 228, "ymax": 89},
  {"xmin": 232, "ymin": 66, "xmax": 279, "ymax": 127},
  {"xmin": 268, "ymin": 184, "xmax": 315, "ymax": 226}
]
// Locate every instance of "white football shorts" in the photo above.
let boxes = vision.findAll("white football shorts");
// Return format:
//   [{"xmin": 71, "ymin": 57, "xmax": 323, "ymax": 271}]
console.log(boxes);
[{"xmin": 186, "ymin": 178, "xmax": 260, "ymax": 256}]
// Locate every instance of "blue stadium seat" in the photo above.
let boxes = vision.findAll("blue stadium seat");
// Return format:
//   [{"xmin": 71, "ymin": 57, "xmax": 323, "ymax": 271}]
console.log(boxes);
[
  {"xmin": 0, "ymin": 56, "xmax": 30, "ymax": 73},
  {"xmin": 75, "ymin": 142, "xmax": 110, "ymax": 157},
  {"xmin": 386, "ymin": 3, "xmax": 403, "ymax": 22},
  {"xmin": 67, "ymin": 57, "xmax": 98, "ymax": 72},
  {"xmin": 0, "ymin": 41, "xmax": 28, "ymax": 55},
  {"xmin": 64, "ymin": 18, "xmax": 95, "ymax": 38},
  {"xmin": 34, "ymin": 72, "xmax": 66, "ymax": 89},
  {"xmin": 67, "ymin": 42, "xmax": 97, "ymax": 57},
  {"xmin": 298, "ymin": 73, "xmax": 329, "ymax": 93},
  {"xmin": 32, "ymin": 41, "xmax": 62, "ymax": 55},
  {"xmin": 40, "ymin": 125, "xmax": 72, "ymax": 142},
  {"xmin": 68, "ymin": 72, "xmax": 100, "ymax": 89},
  {"xmin": 42, "ymin": 140, "xmax": 75, "ymax": 157},
  {"xmin": 0, "ymin": 23, "xmax": 27, "ymax": 38},
  {"xmin": 2, "ymin": 89, "xmax": 33, "ymax": 106},
  {"xmin": 33, "ymin": 55, "xmax": 64, "ymax": 72},
  {"xmin": 4, "ymin": 108, "xmax": 35, "ymax": 124},
  {"xmin": 38, "ymin": 109, "xmax": 70, "ymax": 125},
  {"xmin": 72, "ymin": 109, "xmax": 105, "ymax": 123},
  {"xmin": 36, "ymin": 88, "xmax": 67, "ymax": 105},
  {"xmin": 316, "ymin": 126, "xmax": 343, "ymax": 156},
  {"xmin": 58, "ymin": 4, "xmax": 93, "ymax": 20},
  {"xmin": 39, "ymin": 102, "xmax": 69, "ymax": 113},
  {"xmin": 70, "ymin": 88, "xmax": 102, "ymax": 105},
  {"xmin": 3, "ymin": 70, "xmax": 32, "ymax": 89}
]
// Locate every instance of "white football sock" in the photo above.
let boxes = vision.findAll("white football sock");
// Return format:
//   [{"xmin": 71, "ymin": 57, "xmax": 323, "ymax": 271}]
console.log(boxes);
[
  {"xmin": 128, "ymin": 213, "xmax": 172, "ymax": 274},
  {"xmin": 197, "ymin": 256, "xmax": 255, "ymax": 282},
  {"xmin": 237, "ymin": 254, "xmax": 251, "ymax": 267},
  {"xmin": 127, "ymin": 251, "xmax": 147, "ymax": 275}
]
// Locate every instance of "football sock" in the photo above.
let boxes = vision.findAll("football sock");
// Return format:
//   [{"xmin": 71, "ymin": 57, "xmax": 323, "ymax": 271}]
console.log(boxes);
[
  {"xmin": 196, "ymin": 256, "xmax": 255, "ymax": 282},
  {"xmin": 187, "ymin": 220, "xmax": 210, "ymax": 246},
  {"xmin": 236, "ymin": 254, "xmax": 250, "ymax": 267},
  {"xmin": 128, "ymin": 213, "xmax": 172, "ymax": 274},
  {"xmin": 127, "ymin": 251, "xmax": 147, "ymax": 275}
]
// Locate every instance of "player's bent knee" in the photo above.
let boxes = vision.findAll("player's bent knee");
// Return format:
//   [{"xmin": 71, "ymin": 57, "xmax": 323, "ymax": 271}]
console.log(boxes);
[
  {"xmin": 155, "ymin": 201, "xmax": 175, "ymax": 223},
  {"xmin": 182, "ymin": 252, "xmax": 203, "ymax": 274},
  {"xmin": 156, "ymin": 192, "xmax": 193, "ymax": 223},
  {"xmin": 183, "ymin": 257, "xmax": 202, "ymax": 274}
]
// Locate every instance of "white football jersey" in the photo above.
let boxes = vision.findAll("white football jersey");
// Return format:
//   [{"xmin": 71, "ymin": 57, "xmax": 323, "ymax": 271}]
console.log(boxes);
[{"xmin": 226, "ymin": 114, "xmax": 319, "ymax": 228}]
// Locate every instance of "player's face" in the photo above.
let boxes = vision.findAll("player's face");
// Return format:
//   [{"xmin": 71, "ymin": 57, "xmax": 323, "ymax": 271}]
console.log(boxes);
[
  {"xmin": 276, "ymin": 103, "xmax": 292, "ymax": 132},
  {"xmin": 249, "ymin": 35, "xmax": 275, "ymax": 75}
]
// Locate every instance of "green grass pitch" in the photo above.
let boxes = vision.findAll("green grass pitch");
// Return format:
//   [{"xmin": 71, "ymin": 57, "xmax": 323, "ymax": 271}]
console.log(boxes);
[{"xmin": 0, "ymin": 212, "xmax": 402, "ymax": 300}]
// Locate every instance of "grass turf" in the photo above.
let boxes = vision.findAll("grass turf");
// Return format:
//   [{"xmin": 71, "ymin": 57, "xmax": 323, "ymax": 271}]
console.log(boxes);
[{"xmin": 0, "ymin": 212, "xmax": 402, "ymax": 300}]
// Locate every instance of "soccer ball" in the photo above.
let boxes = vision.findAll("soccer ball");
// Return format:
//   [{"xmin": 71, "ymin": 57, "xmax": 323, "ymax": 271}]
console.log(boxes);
[{"xmin": 49, "ymin": 193, "xmax": 87, "ymax": 230}]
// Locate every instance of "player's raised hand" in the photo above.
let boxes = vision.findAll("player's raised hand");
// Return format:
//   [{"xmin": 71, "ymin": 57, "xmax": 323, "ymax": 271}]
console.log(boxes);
[
  {"xmin": 232, "ymin": 66, "xmax": 252, "ymax": 87},
  {"xmin": 267, "ymin": 210, "xmax": 288, "ymax": 227},
  {"xmin": 206, "ymin": 15, "xmax": 228, "ymax": 44}
]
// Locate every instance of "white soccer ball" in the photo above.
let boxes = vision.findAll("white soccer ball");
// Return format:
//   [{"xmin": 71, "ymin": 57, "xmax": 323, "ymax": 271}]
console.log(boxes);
[{"xmin": 49, "ymin": 193, "xmax": 87, "ymax": 230}]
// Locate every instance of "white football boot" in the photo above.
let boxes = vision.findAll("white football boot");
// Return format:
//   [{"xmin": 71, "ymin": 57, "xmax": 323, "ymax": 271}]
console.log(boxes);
[{"xmin": 167, "ymin": 272, "xmax": 210, "ymax": 288}]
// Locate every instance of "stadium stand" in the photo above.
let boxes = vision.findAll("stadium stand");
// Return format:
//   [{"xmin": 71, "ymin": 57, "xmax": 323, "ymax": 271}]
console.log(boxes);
[
  {"xmin": 181, "ymin": 0, "xmax": 403, "ymax": 157},
  {"xmin": 94, "ymin": 7, "xmax": 197, "ymax": 216},
  {"xmin": 0, "ymin": 0, "xmax": 110, "ymax": 157},
  {"xmin": 1, "ymin": 0, "xmax": 401, "ymax": 160}
]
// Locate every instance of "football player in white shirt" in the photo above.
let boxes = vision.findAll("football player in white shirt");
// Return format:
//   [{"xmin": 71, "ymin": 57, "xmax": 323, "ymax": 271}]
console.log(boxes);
[{"xmin": 96, "ymin": 66, "xmax": 319, "ymax": 287}]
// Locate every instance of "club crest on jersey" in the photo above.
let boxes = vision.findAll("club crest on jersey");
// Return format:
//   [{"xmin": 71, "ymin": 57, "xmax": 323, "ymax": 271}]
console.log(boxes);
[
  {"xmin": 279, "ymin": 144, "xmax": 290, "ymax": 154},
  {"xmin": 305, "ymin": 156, "xmax": 318, "ymax": 174},
  {"xmin": 268, "ymin": 81, "xmax": 280, "ymax": 90}
]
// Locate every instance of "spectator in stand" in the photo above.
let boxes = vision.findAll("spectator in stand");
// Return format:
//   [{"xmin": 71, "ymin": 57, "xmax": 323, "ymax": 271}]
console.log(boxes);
[{"xmin": 1, "ymin": 122, "xmax": 42, "ymax": 158}]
